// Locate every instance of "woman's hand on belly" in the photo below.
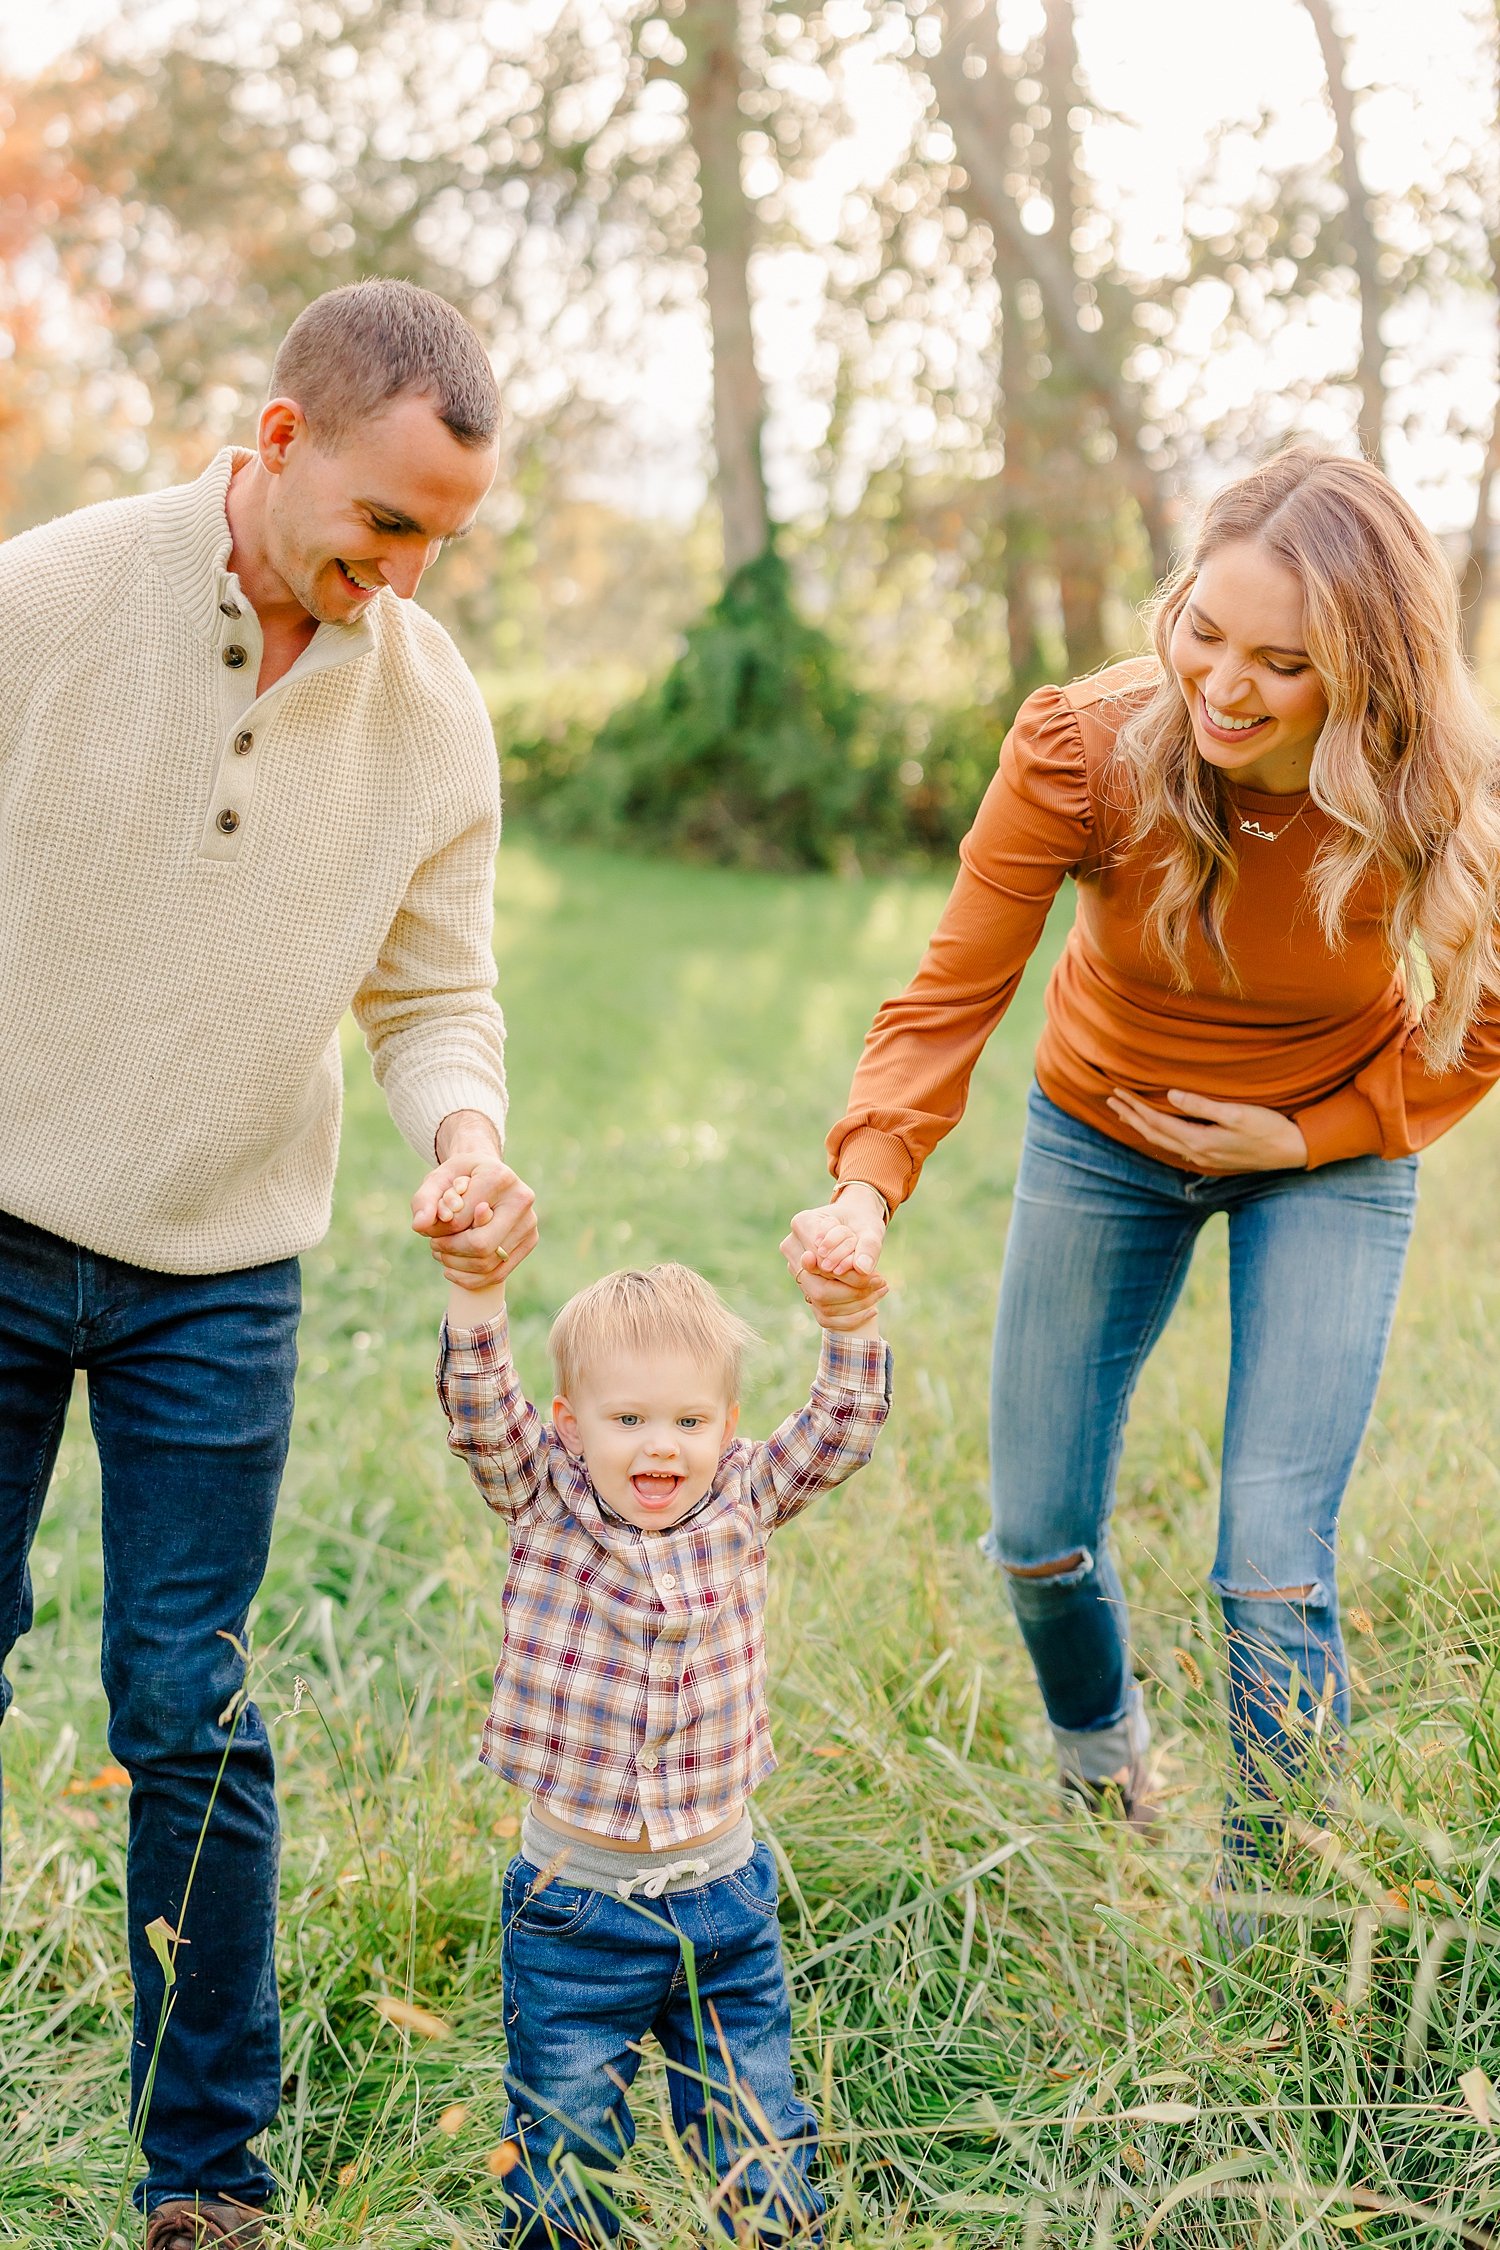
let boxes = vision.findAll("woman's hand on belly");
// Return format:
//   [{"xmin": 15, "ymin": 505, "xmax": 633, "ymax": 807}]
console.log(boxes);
[{"xmin": 1107, "ymin": 1087, "xmax": 1310, "ymax": 1173}]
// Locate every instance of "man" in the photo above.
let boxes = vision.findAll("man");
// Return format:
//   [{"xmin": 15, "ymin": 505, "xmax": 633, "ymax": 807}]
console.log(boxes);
[{"xmin": 0, "ymin": 279, "xmax": 536, "ymax": 2246}]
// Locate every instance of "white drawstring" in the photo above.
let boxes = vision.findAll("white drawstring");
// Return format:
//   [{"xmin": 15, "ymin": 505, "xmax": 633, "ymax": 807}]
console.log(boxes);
[{"xmin": 616, "ymin": 1858, "xmax": 710, "ymax": 1901}]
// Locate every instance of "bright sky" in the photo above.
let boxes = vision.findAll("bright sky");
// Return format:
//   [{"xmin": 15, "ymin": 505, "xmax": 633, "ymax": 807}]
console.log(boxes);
[{"xmin": 4, "ymin": 0, "xmax": 1495, "ymax": 531}]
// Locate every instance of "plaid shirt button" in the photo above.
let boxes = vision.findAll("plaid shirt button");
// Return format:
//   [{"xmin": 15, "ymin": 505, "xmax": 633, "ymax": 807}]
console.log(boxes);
[
  {"xmin": 659, "ymin": 1573, "xmax": 678, "ymax": 1590},
  {"xmin": 638, "ymin": 1752, "xmax": 660, "ymax": 1772}
]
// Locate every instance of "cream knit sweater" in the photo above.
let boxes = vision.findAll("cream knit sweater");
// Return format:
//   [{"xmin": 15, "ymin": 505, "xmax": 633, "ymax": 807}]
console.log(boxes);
[{"xmin": 0, "ymin": 449, "xmax": 507, "ymax": 1274}]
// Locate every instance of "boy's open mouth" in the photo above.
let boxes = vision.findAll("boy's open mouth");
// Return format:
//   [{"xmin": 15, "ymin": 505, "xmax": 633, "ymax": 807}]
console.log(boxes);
[{"xmin": 631, "ymin": 1473, "xmax": 684, "ymax": 1507}]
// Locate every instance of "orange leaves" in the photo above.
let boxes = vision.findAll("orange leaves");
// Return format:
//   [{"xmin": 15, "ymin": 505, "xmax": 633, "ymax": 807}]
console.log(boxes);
[{"xmin": 63, "ymin": 1763, "xmax": 130, "ymax": 1795}]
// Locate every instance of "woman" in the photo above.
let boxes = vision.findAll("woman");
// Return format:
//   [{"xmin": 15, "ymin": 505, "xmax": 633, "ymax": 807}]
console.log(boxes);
[{"xmin": 786, "ymin": 447, "xmax": 1500, "ymax": 1866}]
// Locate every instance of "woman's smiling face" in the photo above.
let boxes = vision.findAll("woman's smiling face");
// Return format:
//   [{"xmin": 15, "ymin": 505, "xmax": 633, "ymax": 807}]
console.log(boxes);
[{"xmin": 1168, "ymin": 538, "xmax": 1329, "ymax": 794}]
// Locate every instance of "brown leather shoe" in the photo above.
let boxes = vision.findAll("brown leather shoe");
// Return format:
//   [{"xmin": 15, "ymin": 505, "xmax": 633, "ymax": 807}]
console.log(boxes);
[{"xmin": 144, "ymin": 2198, "xmax": 266, "ymax": 2248}]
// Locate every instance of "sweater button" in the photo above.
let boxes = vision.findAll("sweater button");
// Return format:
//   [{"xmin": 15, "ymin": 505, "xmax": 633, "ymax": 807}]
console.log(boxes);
[
  {"xmin": 219, "ymin": 599, "xmax": 241, "ymax": 618},
  {"xmin": 223, "ymin": 644, "xmax": 247, "ymax": 668},
  {"xmin": 233, "ymin": 730, "xmax": 253, "ymax": 755},
  {"xmin": 216, "ymin": 809, "xmax": 240, "ymax": 834}
]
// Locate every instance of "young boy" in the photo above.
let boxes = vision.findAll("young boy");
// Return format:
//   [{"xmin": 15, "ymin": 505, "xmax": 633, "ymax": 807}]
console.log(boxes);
[{"xmin": 435, "ymin": 1228, "xmax": 890, "ymax": 2246}]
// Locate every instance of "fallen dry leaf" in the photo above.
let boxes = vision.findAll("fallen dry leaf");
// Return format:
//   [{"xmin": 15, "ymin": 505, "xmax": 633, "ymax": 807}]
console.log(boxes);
[
  {"xmin": 437, "ymin": 2103, "xmax": 469, "ymax": 2137},
  {"xmin": 1120, "ymin": 2101, "xmax": 1198, "ymax": 2124},
  {"xmin": 485, "ymin": 2141, "xmax": 521, "ymax": 2177},
  {"xmin": 1460, "ymin": 2066, "xmax": 1494, "ymax": 2130},
  {"xmin": 493, "ymin": 1813, "xmax": 520, "ymax": 1839},
  {"xmin": 370, "ymin": 1996, "xmax": 452, "ymax": 2040}
]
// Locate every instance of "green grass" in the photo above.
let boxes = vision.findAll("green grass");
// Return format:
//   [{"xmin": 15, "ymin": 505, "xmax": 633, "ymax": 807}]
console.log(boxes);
[{"xmin": 2, "ymin": 835, "xmax": 1498, "ymax": 2247}]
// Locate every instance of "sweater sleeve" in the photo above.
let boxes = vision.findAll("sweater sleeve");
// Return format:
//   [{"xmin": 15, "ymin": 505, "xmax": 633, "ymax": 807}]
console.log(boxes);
[
  {"xmin": 352, "ymin": 781, "xmax": 508, "ymax": 1163},
  {"xmin": 1293, "ymin": 989, "xmax": 1500, "ymax": 1166},
  {"xmin": 826, "ymin": 684, "xmax": 1092, "ymax": 1209}
]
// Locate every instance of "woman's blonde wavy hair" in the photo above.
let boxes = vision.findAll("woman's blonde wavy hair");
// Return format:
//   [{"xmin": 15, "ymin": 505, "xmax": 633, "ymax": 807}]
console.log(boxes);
[{"xmin": 1112, "ymin": 444, "xmax": 1500, "ymax": 1071}]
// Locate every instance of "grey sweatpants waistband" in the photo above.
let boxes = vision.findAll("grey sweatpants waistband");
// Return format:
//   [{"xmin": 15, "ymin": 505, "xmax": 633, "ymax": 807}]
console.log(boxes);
[{"xmin": 521, "ymin": 1804, "xmax": 755, "ymax": 1900}]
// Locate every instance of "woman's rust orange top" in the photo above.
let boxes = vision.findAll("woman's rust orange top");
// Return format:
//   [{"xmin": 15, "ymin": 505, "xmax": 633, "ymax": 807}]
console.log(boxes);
[{"xmin": 829, "ymin": 660, "xmax": 1500, "ymax": 1208}]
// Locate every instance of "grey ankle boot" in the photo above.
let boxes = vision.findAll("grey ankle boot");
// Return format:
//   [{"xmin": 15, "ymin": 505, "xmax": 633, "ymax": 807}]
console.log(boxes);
[{"xmin": 1052, "ymin": 1684, "xmax": 1157, "ymax": 1830}]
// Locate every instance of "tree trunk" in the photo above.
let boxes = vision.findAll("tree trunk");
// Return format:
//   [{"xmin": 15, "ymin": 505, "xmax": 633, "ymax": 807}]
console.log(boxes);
[
  {"xmin": 1039, "ymin": 0, "xmax": 1109, "ymax": 672},
  {"xmin": 674, "ymin": 0, "xmax": 771, "ymax": 574},
  {"xmin": 1461, "ymin": 396, "xmax": 1500, "ymax": 660},
  {"xmin": 995, "ymin": 270, "xmax": 1048, "ymax": 694},
  {"xmin": 1302, "ymin": 0, "xmax": 1387, "ymax": 464},
  {"xmin": 1459, "ymin": 5, "xmax": 1500, "ymax": 660},
  {"xmin": 925, "ymin": 2, "xmax": 1174, "ymax": 578}
]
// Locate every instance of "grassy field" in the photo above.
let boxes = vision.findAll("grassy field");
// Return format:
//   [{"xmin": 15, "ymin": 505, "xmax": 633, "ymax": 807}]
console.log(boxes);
[{"xmin": 2, "ymin": 835, "xmax": 1498, "ymax": 2248}]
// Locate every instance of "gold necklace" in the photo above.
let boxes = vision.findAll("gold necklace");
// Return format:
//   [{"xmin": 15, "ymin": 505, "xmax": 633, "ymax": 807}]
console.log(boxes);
[{"xmin": 1237, "ymin": 798, "xmax": 1312, "ymax": 844}]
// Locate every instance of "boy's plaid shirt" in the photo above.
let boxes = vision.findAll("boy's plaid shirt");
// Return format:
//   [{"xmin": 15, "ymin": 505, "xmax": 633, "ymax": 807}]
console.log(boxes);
[{"xmin": 437, "ymin": 1311, "xmax": 892, "ymax": 1847}]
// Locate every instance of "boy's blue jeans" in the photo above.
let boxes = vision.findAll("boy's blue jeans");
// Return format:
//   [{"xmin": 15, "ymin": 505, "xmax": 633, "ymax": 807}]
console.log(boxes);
[
  {"xmin": 984, "ymin": 1086, "xmax": 1418, "ymax": 1847},
  {"xmin": 0, "ymin": 1206, "xmax": 297, "ymax": 2211},
  {"xmin": 500, "ymin": 1842, "xmax": 823, "ymax": 2244}
]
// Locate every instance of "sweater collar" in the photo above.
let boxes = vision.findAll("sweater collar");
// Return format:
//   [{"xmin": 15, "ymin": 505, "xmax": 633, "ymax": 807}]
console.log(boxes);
[{"xmin": 146, "ymin": 445, "xmax": 374, "ymax": 665}]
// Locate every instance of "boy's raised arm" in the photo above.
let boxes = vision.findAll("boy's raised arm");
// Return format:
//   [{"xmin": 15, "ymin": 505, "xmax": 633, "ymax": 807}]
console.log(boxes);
[
  {"xmin": 436, "ymin": 1274, "xmax": 548, "ymax": 1520},
  {"xmin": 750, "ymin": 1273, "xmax": 892, "ymax": 1528}
]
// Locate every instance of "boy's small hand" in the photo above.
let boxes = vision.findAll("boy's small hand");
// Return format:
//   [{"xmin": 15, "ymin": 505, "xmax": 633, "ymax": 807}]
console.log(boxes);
[{"xmin": 793, "ymin": 1258, "xmax": 888, "ymax": 1335}]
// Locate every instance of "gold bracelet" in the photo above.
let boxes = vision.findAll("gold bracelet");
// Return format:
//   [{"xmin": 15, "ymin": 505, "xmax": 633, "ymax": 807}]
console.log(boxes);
[{"xmin": 832, "ymin": 1180, "xmax": 891, "ymax": 1223}]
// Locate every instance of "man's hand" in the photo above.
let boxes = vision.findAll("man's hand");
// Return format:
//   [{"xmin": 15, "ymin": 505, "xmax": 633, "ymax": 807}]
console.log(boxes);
[
  {"xmin": 413, "ymin": 1111, "xmax": 538, "ymax": 1289},
  {"xmin": 1106, "ymin": 1088, "xmax": 1309, "ymax": 1174}
]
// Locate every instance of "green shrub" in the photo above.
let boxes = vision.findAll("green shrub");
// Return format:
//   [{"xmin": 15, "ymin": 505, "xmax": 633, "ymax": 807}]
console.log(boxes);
[{"xmin": 499, "ymin": 550, "xmax": 1014, "ymax": 870}]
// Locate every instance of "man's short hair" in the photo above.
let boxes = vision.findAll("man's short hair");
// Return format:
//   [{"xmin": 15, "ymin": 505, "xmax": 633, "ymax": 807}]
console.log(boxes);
[
  {"xmin": 549, "ymin": 1264, "xmax": 760, "ymax": 1406},
  {"xmin": 269, "ymin": 278, "xmax": 500, "ymax": 449}
]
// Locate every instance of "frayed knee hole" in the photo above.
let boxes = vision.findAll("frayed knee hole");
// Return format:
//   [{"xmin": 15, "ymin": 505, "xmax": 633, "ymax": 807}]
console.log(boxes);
[{"xmin": 1004, "ymin": 1549, "xmax": 1088, "ymax": 1581}]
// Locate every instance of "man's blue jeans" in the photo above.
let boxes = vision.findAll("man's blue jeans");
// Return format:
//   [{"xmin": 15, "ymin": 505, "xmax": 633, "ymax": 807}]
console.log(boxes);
[
  {"xmin": 984, "ymin": 1085, "xmax": 1418, "ymax": 1845},
  {"xmin": 0, "ymin": 1206, "xmax": 297, "ymax": 2210},
  {"xmin": 499, "ymin": 1843, "xmax": 823, "ymax": 2244}
]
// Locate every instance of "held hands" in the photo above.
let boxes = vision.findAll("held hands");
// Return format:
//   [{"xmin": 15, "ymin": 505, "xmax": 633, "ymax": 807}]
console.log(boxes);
[
  {"xmin": 1106, "ymin": 1088, "xmax": 1309, "ymax": 1173},
  {"xmin": 781, "ymin": 1182, "xmax": 890, "ymax": 1335},
  {"xmin": 412, "ymin": 1115, "xmax": 539, "ymax": 1292}
]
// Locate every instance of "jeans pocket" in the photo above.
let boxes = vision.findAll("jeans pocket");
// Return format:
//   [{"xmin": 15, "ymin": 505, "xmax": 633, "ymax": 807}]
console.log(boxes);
[
  {"xmin": 723, "ymin": 1843, "xmax": 781, "ymax": 1921},
  {"xmin": 507, "ymin": 1857, "xmax": 601, "ymax": 1940}
]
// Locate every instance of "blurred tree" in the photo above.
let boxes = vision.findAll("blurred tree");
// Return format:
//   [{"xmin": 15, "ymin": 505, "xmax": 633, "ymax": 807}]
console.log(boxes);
[
  {"xmin": 668, "ymin": 0, "xmax": 771, "ymax": 570},
  {"xmin": 1301, "ymin": 0, "xmax": 1388, "ymax": 464},
  {"xmin": 923, "ymin": 0, "xmax": 1174, "ymax": 584},
  {"xmin": 1461, "ymin": 2, "xmax": 1500, "ymax": 659}
]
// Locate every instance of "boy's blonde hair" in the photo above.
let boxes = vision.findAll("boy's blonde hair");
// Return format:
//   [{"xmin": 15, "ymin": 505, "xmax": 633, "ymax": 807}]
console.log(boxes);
[{"xmin": 549, "ymin": 1264, "xmax": 759, "ymax": 1404}]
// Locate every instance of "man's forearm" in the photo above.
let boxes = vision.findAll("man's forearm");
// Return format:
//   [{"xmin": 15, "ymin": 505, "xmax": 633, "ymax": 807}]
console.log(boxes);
[{"xmin": 435, "ymin": 1108, "xmax": 503, "ymax": 1163}]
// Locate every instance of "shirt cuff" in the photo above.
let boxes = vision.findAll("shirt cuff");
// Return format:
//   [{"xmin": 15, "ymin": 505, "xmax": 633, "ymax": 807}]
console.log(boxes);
[
  {"xmin": 1290, "ymin": 1085, "xmax": 1385, "ymax": 1169},
  {"xmin": 816, "ymin": 1329, "xmax": 893, "ymax": 1401},
  {"xmin": 439, "ymin": 1304, "xmax": 511, "ymax": 1359}
]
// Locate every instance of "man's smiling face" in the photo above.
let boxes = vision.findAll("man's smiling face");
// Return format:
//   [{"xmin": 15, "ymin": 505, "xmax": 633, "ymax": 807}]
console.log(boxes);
[{"xmin": 260, "ymin": 389, "xmax": 498, "ymax": 623}]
